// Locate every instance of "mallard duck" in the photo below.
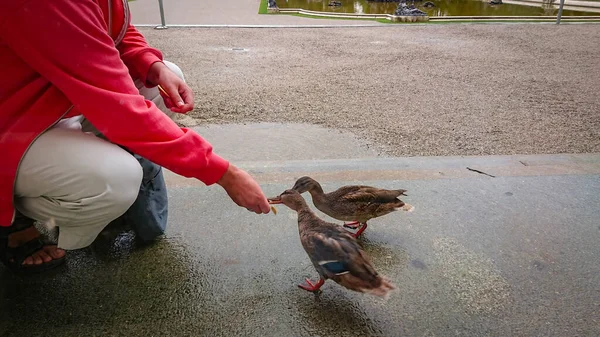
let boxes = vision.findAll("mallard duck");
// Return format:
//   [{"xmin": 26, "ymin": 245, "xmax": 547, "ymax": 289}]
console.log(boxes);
[
  {"xmin": 291, "ymin": 176, "xmax": 413, "ymax": 238},
  {"xmin": 268, "ymin": 189, "xmax": 396, "ymax": 298}
]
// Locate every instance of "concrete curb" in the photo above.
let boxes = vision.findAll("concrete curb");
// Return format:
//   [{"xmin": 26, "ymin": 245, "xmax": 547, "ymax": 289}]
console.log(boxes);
[
  {"xmin": 275, "ymin": 7, "xmax": 600, "ymax": 22},
  {"xmin": 510, "ymin": 0, "xmax": 600, "ymax": 8},
  {"xmin": 163, "ymin": 153, "xmax": 600, "ymax": 186}
]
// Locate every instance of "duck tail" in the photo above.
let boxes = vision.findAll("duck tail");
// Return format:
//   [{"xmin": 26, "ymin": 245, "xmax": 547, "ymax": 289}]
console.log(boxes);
[
  {"xmin": 400, "ymin": 203, "xmax": 415, "ymax": 212},
  {"xmin": 391, "ymin": 199, "xmax": 414, "ymax": 213},
  {"xmin": 365, "ymin": 275, "xmax": 397, "ymax": 300}
]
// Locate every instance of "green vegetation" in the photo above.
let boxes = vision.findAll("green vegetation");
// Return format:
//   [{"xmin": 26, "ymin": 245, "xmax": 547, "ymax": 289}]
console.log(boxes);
[{"xmin": 259, "ymin": 0, "xmax": 268, "ymax": 14}]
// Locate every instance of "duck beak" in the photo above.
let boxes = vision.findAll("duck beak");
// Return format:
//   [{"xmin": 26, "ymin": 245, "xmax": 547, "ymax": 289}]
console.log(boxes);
[{"xmin": 267, "ymin": 196, "xmax": 282, "ymax": 204}]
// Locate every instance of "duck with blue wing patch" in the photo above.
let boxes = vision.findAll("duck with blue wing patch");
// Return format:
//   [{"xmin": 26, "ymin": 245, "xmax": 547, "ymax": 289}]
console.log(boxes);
[{"xmin": 268, "ymin": 189, "xmax": 396, "ymax": 298}]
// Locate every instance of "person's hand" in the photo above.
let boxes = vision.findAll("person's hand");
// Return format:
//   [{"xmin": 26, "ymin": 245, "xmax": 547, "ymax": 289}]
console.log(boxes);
[
  {"xmin": 217, "ymin": 165, "xmax": 271, "ymax": 214},
  {"xmin": 147, "ymin": 61, "xmax": 194, "ymax": 114}
]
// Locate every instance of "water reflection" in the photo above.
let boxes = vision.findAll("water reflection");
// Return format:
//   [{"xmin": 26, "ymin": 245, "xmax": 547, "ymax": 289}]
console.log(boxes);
[
  {"xmin": 355, "ymin": 1, "xmax": 365, "ymax": 13},
  {"xmin": 278, "ymin": 0, "xmax": 595, "ymax": 16},
  {"xmin": 0, "ymin": 237, "xmax": 209, "ymax": 336}
]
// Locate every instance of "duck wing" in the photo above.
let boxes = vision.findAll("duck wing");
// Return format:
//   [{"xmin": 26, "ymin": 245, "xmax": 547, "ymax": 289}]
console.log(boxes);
[
  {"xmin": 335, "ymin": 186, "xmax": 407, "ymax": 205},
  {"xmin": 299, "ymin": 218, "xmax": 397, "ymax": 297},
  {"xmin": 303, "ymin": 226, "xmax": 379, "ymax": 284}
]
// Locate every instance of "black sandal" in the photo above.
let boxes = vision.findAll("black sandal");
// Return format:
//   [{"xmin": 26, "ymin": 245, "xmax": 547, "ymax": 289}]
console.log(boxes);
[{"xmin": 0, "ymin": 215, "xmax": 66, "ymax": 274}]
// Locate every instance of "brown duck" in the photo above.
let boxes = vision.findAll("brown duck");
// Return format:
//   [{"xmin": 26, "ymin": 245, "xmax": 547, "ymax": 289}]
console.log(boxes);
[
  {"xmin": 292, "ymin": 176, "xmax": 414, "ymax": 238},
  {"xmin": 268, "ymin": 189, "xmax": 396, "ymax": 298}
]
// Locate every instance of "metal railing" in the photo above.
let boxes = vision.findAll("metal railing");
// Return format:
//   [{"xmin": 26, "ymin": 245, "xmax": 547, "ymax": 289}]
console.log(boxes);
[
  {"xmin": 155, "ymin": 0, "xmax": 168, "ymax": 29},
  {"xmin": 556, "ymin": 0, "xmax": 566, "ymax": 24}
]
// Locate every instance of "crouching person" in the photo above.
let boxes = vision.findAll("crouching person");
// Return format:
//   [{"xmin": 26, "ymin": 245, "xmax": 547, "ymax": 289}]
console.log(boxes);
[{"xmin": 0, "ymin": 0, "xmax": 271, "ymax": 273}]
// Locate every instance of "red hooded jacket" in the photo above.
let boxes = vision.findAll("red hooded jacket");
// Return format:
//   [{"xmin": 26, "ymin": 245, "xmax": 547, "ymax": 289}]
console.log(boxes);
[{"xmin": 0, "ymin": 0, "xmax": 229, "ymax": 227}]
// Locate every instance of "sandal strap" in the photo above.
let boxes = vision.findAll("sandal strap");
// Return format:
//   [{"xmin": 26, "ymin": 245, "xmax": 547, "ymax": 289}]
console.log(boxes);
[
  {"xmin": 1, "ymin": 238, "xmax": 45, "ymax": 267},
  {"xmin": 0, "ymin": 212, "xmax": 59, "ymax": 270}
]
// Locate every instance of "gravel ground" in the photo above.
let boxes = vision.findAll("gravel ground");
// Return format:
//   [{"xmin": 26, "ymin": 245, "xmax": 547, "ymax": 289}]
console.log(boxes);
[{"xmin": 139, "ymin": 24, "xmax": 600, "ymax": 157}]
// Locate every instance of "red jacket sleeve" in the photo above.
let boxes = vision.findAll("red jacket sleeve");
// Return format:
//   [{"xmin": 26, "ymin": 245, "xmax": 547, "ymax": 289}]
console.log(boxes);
[
  {"xmin": 0, "ymin": 0, "xmax": 229, "ymax": 185},
  {"xmin": 117, "ymin": 23, "xmax": 163, "ymax": 87}
]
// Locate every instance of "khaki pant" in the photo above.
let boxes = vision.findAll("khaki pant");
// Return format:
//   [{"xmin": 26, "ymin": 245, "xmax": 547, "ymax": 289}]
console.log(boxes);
[{"xmin": 13, "ymin": 61, "xmax": 184, "ymax": 250}]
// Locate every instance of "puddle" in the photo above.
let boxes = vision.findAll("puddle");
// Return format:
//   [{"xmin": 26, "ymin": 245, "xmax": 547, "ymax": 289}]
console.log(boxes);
[{"xmin": 277, "ymin": 0, "xmax": 595, "ymax": 16}]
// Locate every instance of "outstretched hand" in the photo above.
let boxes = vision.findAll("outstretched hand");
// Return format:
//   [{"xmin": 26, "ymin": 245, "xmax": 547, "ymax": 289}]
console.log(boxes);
[
  {"xmin": 147, "ymin": 61, "xmax": 194, "ymax": 114},
  {"xmin": 217, "ymin": 165, "xmax": 271, "ymax": 214}
]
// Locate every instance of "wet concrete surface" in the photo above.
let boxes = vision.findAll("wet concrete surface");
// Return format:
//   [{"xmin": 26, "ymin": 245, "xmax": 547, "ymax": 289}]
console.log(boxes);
[{"xmin": 1, "ymin": 152, "xmax": 599, "ymax": 336}]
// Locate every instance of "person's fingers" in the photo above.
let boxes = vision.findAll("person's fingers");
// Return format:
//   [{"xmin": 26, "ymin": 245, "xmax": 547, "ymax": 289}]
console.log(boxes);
[
  {"xmin": 244, "ymin": 198, "xmax": 269, "ymax": 214},
  {"xmin": 170, "ymin": 89, "xmax": 185, "ymax": 108},
  {"xmin": 178, "ymin": 85, "xmax": 194, "ymax": 113},
  {"xmin": 258, "ymin": 198, "xmax": 271, "ymax": 214},
  {"xmin": 163, "ymin": 84, "xmax": 185, "ymax": 110},
  {"xmin": 162, "ymin": 96, "xmax": 174, "ymax": 109},
  {"xmin": 218, "ymin": 165, "xmax": 272, "ymax": 215},
  {"xmin": 241, "ymin": 198, "xmax": 268, "ymax": 214},
  {"xmin": 161, "ymin": 84, "xmax": 192, "ymax": 114}
]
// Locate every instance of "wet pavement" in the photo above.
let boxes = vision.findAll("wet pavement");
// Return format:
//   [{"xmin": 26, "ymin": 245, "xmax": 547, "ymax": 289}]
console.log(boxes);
[{"xmin": 1, "ymin": 123, "xmax": 599, "ymax": 336}]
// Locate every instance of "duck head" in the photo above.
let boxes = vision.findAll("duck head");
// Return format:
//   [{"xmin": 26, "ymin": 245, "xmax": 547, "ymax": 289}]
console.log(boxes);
[
  {"xmin": 267, "ymin": 189, "xmax": 308, "ymax": 212},
  {"xmin": 291, "ymin": 176, "xmax": 322, "ymax": 194}
]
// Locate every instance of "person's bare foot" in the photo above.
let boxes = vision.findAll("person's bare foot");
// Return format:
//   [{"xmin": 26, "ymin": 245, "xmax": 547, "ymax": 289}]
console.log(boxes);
[{"xmin": 7, "ymin": 225, "xmax": 65, "ymax": 265}]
